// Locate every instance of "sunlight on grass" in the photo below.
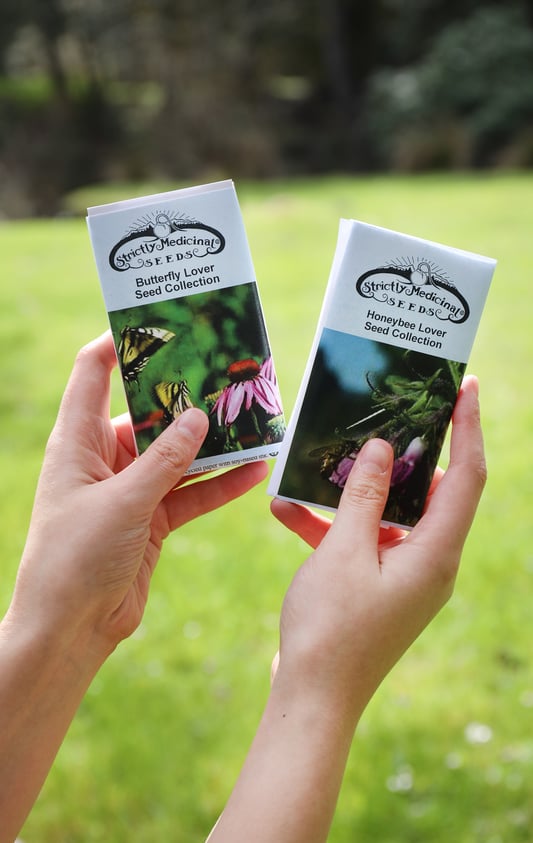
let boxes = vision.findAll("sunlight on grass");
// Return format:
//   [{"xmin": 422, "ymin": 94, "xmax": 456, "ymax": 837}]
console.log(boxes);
[{"xmin": 1, "ymin": 173, "xmax": 532, "ymax": 842}]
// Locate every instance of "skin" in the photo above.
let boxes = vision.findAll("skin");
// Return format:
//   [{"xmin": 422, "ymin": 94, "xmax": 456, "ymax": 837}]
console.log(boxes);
[
  {"xmin": 0, "ymin": 329, "xmax": 486, "ymax": 842},
  {"xmin": 208, "ymin": 375, "xmax": 486, "ymax": 843},
  {"xmin": 0, "ymin": 332, "xmax": 268, "ymax": 843}
]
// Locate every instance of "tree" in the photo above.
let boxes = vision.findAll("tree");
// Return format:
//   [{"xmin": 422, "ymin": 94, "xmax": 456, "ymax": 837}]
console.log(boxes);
[{"xmin": 363, "ymin": 4, "xmax": 533, "ymax": 169}]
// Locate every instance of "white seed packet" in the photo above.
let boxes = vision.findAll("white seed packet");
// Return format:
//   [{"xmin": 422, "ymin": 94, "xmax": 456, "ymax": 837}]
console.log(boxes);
[
  {"xmin": 87, "ymin": 180, "xmax": 285, "ymax": 475},
  {"xmin": 269, "ymin": 219, "xmax": 496, "ymax": 529}
]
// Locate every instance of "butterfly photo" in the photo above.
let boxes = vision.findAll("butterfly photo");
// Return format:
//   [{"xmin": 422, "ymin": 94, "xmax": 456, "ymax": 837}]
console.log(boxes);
[
  {"xmin": 108, "ymin": 286, "xmax": 284, "ymax": 458},
  {"xmin": 154, "ymin": 379, "xmax": 194, "ymax": 424},
  {"xmin": 117, "ymin": 325, "xmax": 175, "ymax": 386}
]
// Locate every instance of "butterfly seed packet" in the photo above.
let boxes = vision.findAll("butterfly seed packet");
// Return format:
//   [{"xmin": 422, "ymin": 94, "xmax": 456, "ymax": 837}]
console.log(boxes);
[
  {"xmin": 268, "ymin": 219, "xmax": 496, "ymax": 530},
  {"xmin": 87, "ymin": 180, "xmax": 285, "ymax": 475}
]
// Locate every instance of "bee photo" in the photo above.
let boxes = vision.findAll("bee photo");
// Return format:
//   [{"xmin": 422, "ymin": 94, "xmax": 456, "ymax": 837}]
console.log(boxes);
[{"xmin": 277, "ymin": 329, "xmax": 465, "ymax": 528}]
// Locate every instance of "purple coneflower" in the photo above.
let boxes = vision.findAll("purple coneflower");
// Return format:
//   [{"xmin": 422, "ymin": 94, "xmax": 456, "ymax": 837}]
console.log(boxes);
[{"xmin": 213, "ymin": 357, "xmax": 283, "ymax": 427}]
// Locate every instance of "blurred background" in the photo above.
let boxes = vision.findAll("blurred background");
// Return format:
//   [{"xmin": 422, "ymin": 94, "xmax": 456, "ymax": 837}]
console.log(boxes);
[
  {"xmin": 1, "ymin": 2, "xmax": 533, "ymax": 842},
  {"xmin": 2, "ymin": 0, "xmax": 533, "ymax": 217}
]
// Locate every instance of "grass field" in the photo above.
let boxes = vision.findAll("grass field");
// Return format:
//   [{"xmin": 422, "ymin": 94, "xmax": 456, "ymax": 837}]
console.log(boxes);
[{"xmin": 1, "ymin": 172, "xmax": 532, "ymax": 842}]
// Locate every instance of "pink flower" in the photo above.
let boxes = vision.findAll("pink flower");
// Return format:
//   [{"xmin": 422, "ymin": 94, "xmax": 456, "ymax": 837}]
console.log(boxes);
[
  {"xmin": 213, "ymin": 356, "xmax": 283, "ymax": 427},
  {"xmin": 329, "ymin": 453, "xmax": 358, "ymax": 488},
  {"xmin": 391, "ymin": 436, "xmax": 427, "ymax": 486}
]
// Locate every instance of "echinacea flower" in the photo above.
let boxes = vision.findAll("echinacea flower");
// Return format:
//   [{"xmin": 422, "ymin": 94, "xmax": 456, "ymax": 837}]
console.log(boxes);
[
  {"xmin": 213, "ymin": 357, "xmax": 283, "ymax": 427},
  {"xmin": 390, "ymin": 436, "xmax": 427, "ymax": 486}
]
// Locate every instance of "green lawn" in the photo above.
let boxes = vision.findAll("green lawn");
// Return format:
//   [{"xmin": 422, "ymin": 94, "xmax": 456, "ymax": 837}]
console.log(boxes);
[{"xmin": 1, "ymin": 173, "xmax": 532, "ymax": 842}]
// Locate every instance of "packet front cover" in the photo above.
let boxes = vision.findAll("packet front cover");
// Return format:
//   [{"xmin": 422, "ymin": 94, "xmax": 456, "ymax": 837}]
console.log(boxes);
[
  {"xmin": 87, "ymin": 179, "xmax": 285, "ymax": 475},
  {"xmin": 269, "ymin": 219, "xmax": 496, "ymax": 529}
]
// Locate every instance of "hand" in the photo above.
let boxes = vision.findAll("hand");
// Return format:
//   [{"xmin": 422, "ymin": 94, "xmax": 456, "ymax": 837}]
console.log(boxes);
[
  {"xmin": 6, "ymin": 332, "xmax": 268, "ymax": 663},
  {"xmin": 207, "ymin": 377, "xmax": 486, "ymax": 843},
  {"xmin": 271, "ymin": 375, "xmax": 486, "ymax": 716},
  {"xmin": 0, "ymin": 332, "xmax": 267, "ymax": 842}
]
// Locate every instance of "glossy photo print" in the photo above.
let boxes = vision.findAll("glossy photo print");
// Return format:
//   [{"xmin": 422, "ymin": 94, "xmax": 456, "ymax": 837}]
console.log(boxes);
[
  {"xmin": 277, "ymin": 329, "xmax": 465, "ymax": 528},
  {"xmin": 108, "ymin": 282, "xmax": 285, "ymax": 461}
]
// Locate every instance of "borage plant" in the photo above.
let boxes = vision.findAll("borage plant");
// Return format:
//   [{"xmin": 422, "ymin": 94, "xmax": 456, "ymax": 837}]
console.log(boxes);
[{"xmin": 312, "ymin": 354, "xmax": 465, "ymax": 526}]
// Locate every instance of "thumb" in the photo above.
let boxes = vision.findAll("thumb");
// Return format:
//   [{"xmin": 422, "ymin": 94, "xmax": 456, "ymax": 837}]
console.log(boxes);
[
  {"xmin": 117, "ymin": 408, "xmax": 209, "ymax": 513},
  {"xmin": 327, "ymin": 438, "xmax": 393, "ymax": 559}
]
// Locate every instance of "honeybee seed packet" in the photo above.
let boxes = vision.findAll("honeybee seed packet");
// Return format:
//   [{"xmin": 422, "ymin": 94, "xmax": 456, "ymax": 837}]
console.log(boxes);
[{"xmin": 268, "ymin": 219, "xmax": 496, "ymax": 530}]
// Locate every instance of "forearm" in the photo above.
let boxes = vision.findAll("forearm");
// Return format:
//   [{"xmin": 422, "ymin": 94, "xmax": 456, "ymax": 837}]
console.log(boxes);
[
  {"xmin": 0, "ymin": 616, "xmax": 104, "ymax": 843},
  {"xmin": 208, "ymin": 674, "xmax": 360, "ymax": 843}
]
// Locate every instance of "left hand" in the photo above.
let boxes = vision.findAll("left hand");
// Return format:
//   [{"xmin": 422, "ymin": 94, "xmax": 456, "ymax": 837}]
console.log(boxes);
[{"xmin": 7, "ymin": 332, "xmax": 268, "ymax": 663}]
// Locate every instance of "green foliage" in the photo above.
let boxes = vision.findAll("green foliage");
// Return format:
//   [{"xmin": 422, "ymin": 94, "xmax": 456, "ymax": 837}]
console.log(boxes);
[
  {"xmin": 1, "ymin": 174, "xmax": 532, "ymax": 841},
  {"xmin": 110, "ymin": 285, "xmax": 281, "ymax": 455},
  {"xmin": 3, "ymin": 2, "xmax": 533, "ymax": 214},
  {"xmin": 365, "ymin": 5, "xmax": 533, "ymax": 168},
  {"xmin": 419, "ymin": 6, "xmax": 533, "ymax": 154}
]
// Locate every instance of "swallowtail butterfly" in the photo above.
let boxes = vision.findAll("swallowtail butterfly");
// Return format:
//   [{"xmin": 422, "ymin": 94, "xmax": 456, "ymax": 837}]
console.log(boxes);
[
  {"xmin": 154, "ymin": 379, "xmax": 194, "ymax": 423},
  {"xmin": 117, "ymin": 326, "xmax": 175, "ymax": 386}
]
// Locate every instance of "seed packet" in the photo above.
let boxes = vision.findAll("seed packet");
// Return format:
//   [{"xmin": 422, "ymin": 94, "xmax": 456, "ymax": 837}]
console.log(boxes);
[
  {"xmin": 268, "ymin": 219, "xmax": 496, "ymax": 529},
  {"xmin": 87, "ymin": 180, "xmax": 285, "ymax": 475}
]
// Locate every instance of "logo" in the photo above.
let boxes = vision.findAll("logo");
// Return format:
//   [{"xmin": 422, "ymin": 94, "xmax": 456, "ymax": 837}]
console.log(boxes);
[
  {"xmin": 356, "ymin": 259, "xmax": 470, "ymax": 323},
  {"xmin": 109, "ymin": 211, "xmax": 225, "ymax": 272}
]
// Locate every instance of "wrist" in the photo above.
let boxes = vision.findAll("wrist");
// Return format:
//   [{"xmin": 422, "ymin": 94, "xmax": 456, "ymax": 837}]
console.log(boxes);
[
  {"xmin": 274, "ymin": 634, "xmax": 379, "ymax": 730},
  {"xmin": 0, "ymin": 607, "xmax": 109, "ymax": 842},
  {"xmin": 211, "ymin": 660, "xmax": 360, "ymax": 843},
  {"xmin": 1, "ymin": 602, "xmax": 111, "ymax": 688},
  {"xmin": 272, "ymin": 656, "xmax": 368, "ymax": 744}
]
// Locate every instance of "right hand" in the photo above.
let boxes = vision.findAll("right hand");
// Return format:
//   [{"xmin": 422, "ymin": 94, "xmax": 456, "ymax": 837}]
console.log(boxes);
[{"xmin": 271, "ymin": 375, "xmax": 486, "ymax": 718}]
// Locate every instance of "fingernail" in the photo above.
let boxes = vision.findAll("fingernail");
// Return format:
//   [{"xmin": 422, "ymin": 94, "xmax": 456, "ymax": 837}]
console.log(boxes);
[
  {"xmin": 175, "ymin": 407, "xmax": 208, "ymax": 440},
  {"xmin": 358, "ymin": 439, "xmax": 391, "ymax": 476}
]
